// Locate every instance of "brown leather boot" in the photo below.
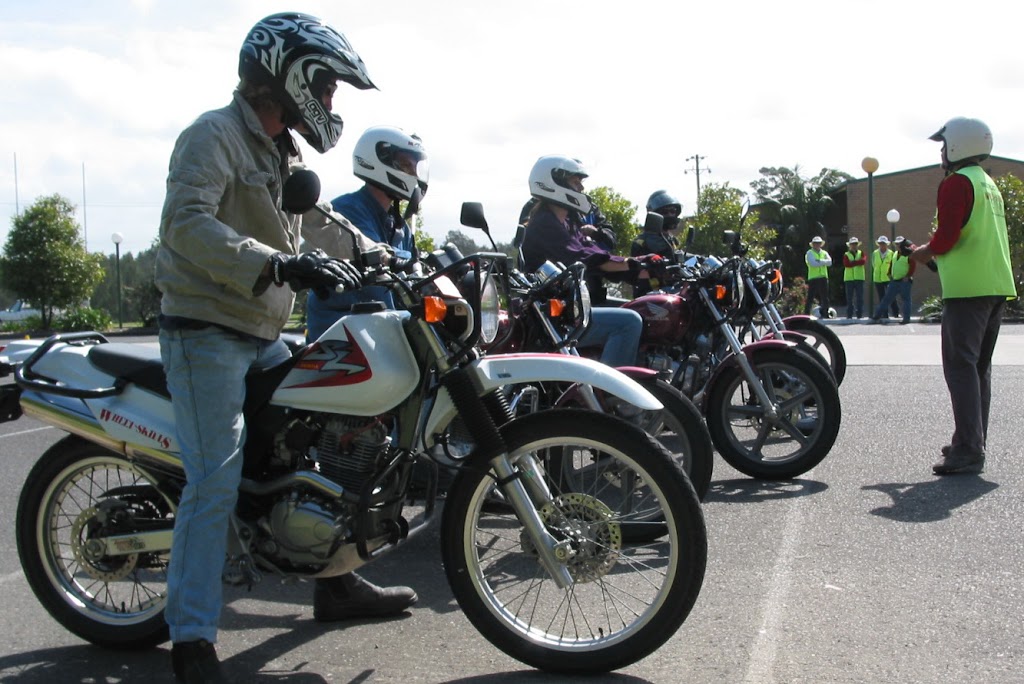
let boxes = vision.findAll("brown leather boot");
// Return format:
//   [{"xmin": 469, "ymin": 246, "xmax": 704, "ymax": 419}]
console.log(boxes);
[{"xmin": 313, "ymin": 572, "xmax": 417, "ymax": 622}]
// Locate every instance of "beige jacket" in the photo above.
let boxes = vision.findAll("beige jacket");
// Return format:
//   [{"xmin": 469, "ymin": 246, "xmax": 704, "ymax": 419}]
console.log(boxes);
[{"xmin": 155, "ymin": 92, "xmax": 376, "ymax": 340}]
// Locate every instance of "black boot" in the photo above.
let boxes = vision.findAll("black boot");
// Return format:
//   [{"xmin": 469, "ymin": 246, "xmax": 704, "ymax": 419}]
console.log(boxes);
[
  {"xmin": 171, "ymin": 639, "xmax": 227, "ymax": 683},
  {"xmin": 313, "ymin": 572, "xmax": 417, "ymax": 622}
]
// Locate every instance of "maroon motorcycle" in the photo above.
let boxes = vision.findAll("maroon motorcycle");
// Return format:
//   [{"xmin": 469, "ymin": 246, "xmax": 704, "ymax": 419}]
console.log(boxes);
[{"xmin": 623, "ymin": 249, "xmax": 842, "ymax": 480}]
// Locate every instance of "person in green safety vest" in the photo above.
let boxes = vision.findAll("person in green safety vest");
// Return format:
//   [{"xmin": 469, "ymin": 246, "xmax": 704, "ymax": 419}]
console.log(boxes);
[
  {"xmin": 871, "ymin": 235, "xmax": 899, "ymax": 318},
  {"xmin": 870, "ymin": 237, "xmax": 916, "ymax": 324},
  {"xmin": 804, "ymin": 236, "xmax": 833, "ymax": 317},
  {"xmin": 911, "ymin": 117, "xmax": 1017, "ymax": 475},
  {"xmin": 842, "ymin": 236, "xmax": 866, "ymax": 318}
]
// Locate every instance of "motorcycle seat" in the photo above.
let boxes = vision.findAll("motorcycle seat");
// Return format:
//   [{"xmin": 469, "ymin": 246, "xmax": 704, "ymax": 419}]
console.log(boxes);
[{"xmin": 88, "ymin": 343, "xmax": 168, "ymax": 397}]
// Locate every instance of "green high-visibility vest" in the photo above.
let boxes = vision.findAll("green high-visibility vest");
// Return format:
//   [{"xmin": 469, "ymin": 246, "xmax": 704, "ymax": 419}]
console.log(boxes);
[
  {"xmin": 872, "ymin": 249, "xmax": 894, "ymax": 283},
  {"xmin": 891, "ymin": 253, "xmax": 911, "ymax": 281},
  {"xmin": 806, "ymin": 249, "xmax": 829, "ymax": 280},
  {"xmin": 844, "ymin": 250, "xmax": 865, "ymax": 281},
  {"xmin": 936, "ymin": 165, "xmax": 1016, "ymax": 299}
]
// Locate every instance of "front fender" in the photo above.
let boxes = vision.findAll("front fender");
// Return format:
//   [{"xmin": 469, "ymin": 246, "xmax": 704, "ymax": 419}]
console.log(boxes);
[
  {"xmin": 423, "ymin": 353, "xmax": 662, "ymax": 446},
  {"xmin": 780, "ymin": 314, "xmax": 815, "ymax": 326},
  {"xmin": 701, "ymin": 339, "xmax": 797, "ymax": 413}
]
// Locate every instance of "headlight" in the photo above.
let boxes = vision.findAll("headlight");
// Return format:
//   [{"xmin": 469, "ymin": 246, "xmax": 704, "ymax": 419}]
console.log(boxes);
[
  {"xmin": 576, "ymin": 280, "xmax": 592, "ymax": 330},
  {"xmin": 479, "ymin": 272, "xmax": 500, "ymax": 345}
]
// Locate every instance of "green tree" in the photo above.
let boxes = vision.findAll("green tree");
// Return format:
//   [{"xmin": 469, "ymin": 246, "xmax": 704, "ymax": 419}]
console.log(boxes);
[
  {"xmin": 750, "ymin": 166, "xmax": 852, "ymax": 279},
  {"xmin": 414, "ymin": 229, "xmax": 436, "ymax": 256},
  {"xmin": 0, "ymin": 194, "xmax": 105, "ymax": 328},
  {"xmin": 995, "ymin": 173, "xmax": 1024, "ymax": 291},
  {"xmin": 440, "ymin": 230, "xmax": 482, "ymax": 256},
  {"xmin": 687, "ymin": 182, "xmax": 774, "ymax": 260},
  {"xmin": 588, "ymin": 186, "xmax": 639, "ymax": 255}
]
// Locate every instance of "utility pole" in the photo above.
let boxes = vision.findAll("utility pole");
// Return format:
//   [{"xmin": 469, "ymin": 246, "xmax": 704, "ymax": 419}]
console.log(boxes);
[{"xmin": 684, "ymin": 155, "xmax": 710, "ymax": 213}]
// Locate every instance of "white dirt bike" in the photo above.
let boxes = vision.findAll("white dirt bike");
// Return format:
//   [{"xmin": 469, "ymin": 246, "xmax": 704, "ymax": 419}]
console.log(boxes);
[{"xmin": 0, "ymin": 171, "xmax": 706, "ymax": 675}]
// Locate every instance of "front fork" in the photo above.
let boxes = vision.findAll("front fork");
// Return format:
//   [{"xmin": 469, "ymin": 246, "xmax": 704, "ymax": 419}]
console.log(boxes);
[
  {"xmin": 443, "ymin": 366, "xmax": 574, "ymax": 588},
  {"xmin": 699, "ymin": 289, "xmax": 778, "ymax": 419}
]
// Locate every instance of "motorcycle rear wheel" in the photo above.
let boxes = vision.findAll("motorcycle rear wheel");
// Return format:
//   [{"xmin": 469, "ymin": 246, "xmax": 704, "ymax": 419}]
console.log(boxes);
[
  {"xmin": 705, "ymin": 347, "xmax": 841, "ymax": 479},
  {"xmin": 780, "ymin": 318, "xmax": 847, "ymax": 386},
  {"xmin": 441, "ymin": 410, "xmax": 707, "ymax": 674},
  {"xmin": 16, "ymin": 435, "xmax": 173, "ymax": 649},
  {"xmin": 584, "ymin": 377, "xmax": 713, "ymax": 501}
]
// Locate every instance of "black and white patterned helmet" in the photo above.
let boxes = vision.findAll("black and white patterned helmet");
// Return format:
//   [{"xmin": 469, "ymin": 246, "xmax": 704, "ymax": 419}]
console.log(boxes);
[{"xmin": 239, "ymin": 13, "xmax": 375, "ymax": 153}]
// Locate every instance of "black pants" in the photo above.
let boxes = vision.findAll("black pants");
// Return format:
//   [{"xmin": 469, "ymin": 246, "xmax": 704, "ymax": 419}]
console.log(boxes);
[
  {"xmin": 805, "ymin": 277, "xmax": 830, "ymax": 315},
  {"xmin": 941, "ymin": 296, "xmax": 1005, "ymax": 454}
]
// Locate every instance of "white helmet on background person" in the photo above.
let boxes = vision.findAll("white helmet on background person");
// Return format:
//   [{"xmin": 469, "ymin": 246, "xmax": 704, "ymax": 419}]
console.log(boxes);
[
  {"xmin": 876, "ymin": 235, "xmax": 890, "ymax": 244},
  {"xmin": 238, "ymin": 12, "xmax": 376, "ymax": 154},
  {"xmin": 352, "ymin": 126, "xmax": 428, "ymax": 200},
  {"xmin": 528, "ymin": 156, "xmax": 592, "ymax": 214},
  {"xmin": 929, "ymin": 117, "xmax": 993, "ymax": 165}
]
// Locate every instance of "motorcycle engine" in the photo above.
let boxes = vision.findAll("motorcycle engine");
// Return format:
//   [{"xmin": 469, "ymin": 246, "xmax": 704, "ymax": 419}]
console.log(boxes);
[{"xmin": 310, "ymin": 415, "xmax": 393, "ymax": 492}]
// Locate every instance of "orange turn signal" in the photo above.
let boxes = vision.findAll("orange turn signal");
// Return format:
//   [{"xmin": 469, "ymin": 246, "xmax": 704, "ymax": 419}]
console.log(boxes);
[
  {"xmin": 548, "ymin": 299, "xmax": 566, "ymax": 317},
  {"xmin": 422, "ymin": 296, "xmax": 448, "ymax": 323},
  {"xmin": 771, "ymin": 269, "xmax": 782, "ymax": 284},
  {"xmin": 714, "ymin": 285, "xmax": 727, "ymax": 300}
]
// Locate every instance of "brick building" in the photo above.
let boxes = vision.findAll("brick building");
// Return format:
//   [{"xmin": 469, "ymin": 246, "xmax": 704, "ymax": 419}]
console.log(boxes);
[{"xmin": 821, "ymin": 156, "xmax": 1024, "ymax": 305}]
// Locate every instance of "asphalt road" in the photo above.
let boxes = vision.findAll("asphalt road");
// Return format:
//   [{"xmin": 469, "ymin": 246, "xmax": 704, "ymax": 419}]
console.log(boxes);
[{"xmin": 1, "ymin": 324, "xmax": 1022, "ymax": 683}]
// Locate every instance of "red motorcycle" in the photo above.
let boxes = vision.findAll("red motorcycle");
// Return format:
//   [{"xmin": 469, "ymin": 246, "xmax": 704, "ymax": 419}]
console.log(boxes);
[{"xmin": 623, "ymin": 246, "xmax": 842, "ymax": 480}]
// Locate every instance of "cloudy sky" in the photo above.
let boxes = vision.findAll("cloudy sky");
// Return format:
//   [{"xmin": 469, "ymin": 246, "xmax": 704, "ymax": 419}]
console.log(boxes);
[{"xmin": 2, "ymin": 0, "xmax": 1021, "ymax": 256}]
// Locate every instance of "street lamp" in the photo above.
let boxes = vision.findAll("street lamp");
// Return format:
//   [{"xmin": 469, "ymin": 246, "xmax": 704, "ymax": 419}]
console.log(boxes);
[
  {"xmin": 861, "ymin": 157, "xmax": 879, "ymax": 313},
  {"xmin": 111, "ymin": 232, "xmax": 123, "ymax": 330},
  {"xmin": 886, "ymin": 208, "xmax": 901, "ymax": 242}
]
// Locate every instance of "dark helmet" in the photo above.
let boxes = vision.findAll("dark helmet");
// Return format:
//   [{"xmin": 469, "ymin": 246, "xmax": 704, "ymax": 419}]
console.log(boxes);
[
  {"xmin": 646, "ymin": 190, "xmax": 682, "ymax": 231},
  {"xmin": 646, "ymin": 190, "xmax": 682, "ymax": 215},
  {"xmin": 239, "ymin": 13, "xmax": 376, "ymax": 153}
]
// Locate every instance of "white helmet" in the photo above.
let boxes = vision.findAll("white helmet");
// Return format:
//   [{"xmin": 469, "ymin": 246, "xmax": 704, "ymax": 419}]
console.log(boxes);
[
  {"xmin": 352, "ymin": 126, "xmax": 428, "ymax": 200},
  {"xmin": 929, "ymin": 117, "xmax": 993, "ymax": 164},
  {"xmin": 528, "ymin": 156, "xmax": 592, "ymax": 214}
]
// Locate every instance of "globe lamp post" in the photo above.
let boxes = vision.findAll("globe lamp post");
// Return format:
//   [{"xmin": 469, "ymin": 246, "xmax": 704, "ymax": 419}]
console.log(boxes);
[
  {"xmin": 861, "ymin": 157, "xmax": 879, "ymax": 313},
  {"xmin": 111, "ymin": 232, "xmax": 123, "ymax": 330}
]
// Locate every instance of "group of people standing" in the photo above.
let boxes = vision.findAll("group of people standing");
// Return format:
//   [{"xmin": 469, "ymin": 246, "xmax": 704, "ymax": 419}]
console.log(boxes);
[{"xmin": 803, "ymin": 232, "xmax": 919, "ymax": 324}]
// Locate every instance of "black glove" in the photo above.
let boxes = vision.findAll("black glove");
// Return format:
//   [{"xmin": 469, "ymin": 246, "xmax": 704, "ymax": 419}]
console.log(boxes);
[
  {"xmin": 388, "ymin": 254, "xmax": 414, "ymax": 272},
  {"xmin": 270, "ymin": 250, "xmax": 362, "ymax": 299}
]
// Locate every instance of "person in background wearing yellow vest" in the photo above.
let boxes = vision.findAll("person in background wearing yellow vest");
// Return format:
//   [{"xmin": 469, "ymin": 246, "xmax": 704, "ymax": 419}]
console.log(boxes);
[
  {"xmin": 911, "ymin": 117, "xmax": 1016, "ymax": 475},
  {"xmin": 870, "ymin": 236, "xmax": 916, "ymax": 324},
  {"xmin": 804, "ymin": 236, "xmax": 833, "ymax": 316},
  {"xmin": 871, "ymin": 235, "xmax": 899, "ymax": 318},
  {"xmin": 842, "ymin": 236, "xmax": 866, "ymax": 318}
]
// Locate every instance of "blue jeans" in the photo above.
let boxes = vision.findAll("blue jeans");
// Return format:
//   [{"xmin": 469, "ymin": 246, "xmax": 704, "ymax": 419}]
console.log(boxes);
[
  {"xmin": 873, "ymin": 280, "xmax": 912, "ymax": 322},
  {"xmin": 844, "ymin": 280, "xmax": 864, "ymax": 318},
  {"xmin": 159, "ymin": 327, "xmax": 291, "ymax": 643},
  {"xmin": 578, "ymin": 307, "xmax": 643, "ymax": 367}
]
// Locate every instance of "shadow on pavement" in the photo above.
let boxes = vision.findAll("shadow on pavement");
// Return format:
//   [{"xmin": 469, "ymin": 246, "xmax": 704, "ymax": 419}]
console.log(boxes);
[
  {"xmin": 442, "ymin": 671, "xmax": 655, "ymax": 684},
  {"xmin": 703, "ymin": 477, "xmax": 828, "ymax": 504},
  {"xmin": 862, "ymin": 476, "xmax": 999, "ymax": 522}
]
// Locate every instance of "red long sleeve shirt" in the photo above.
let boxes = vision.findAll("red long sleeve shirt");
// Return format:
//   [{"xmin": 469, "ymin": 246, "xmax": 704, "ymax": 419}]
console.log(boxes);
[{"xmin": 928, "ymin": 171, "xmax": 974, "ymax": 255}]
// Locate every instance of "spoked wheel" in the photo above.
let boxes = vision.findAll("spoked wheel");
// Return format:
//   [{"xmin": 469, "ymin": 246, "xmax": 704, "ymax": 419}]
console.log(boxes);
[
  {"xmin": 705, "ymin": 348, "xmax": 841, "ymax": 480},
  {"xmin": 781, "ymin": 318, "xmax": 847, "ymax": 386},
  {"xmin": 16, "ymin": 436, "xmax": 175, "ymax": 649},
  {"xmin": 442, "ymin": 410, "xmax": 706, "ymax": 674}
]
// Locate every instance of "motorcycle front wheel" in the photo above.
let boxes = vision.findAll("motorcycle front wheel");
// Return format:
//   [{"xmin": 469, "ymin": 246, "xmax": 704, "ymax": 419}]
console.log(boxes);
[
  {"xmin": 16, "ymin": 435, "xmax": 174, "ymax": 649},
  {"xmin": 441, "ymin": 410, "xmax": 707, "ymax": 674},
  {"xmin": 705, "ymin": 347, "xmax": 841, "ymax": 479}
]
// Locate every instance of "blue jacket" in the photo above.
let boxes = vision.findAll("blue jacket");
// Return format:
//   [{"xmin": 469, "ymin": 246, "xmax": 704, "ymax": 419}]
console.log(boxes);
[{"xmin": 331, "ymin": 186, "xmax": 414, "ymax": 260}]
